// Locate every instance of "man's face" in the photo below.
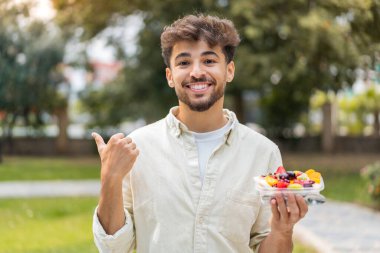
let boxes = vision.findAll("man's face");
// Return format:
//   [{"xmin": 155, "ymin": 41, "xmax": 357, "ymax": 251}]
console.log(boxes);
[{"xmin": 166, "ymin": 40, "xmax": 235, "ymax": 112}]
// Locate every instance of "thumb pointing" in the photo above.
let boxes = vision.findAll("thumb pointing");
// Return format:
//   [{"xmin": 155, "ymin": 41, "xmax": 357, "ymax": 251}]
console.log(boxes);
[{"xmin": 92, "ymin": 132, "xmax": 106, "ymax": 154}]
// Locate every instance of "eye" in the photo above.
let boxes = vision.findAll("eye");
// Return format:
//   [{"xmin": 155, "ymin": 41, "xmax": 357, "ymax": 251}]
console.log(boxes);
[
  {"xmin": 177, "ymin": 61, "xmax": 190, "ymax": 66},
  {"xmin": 204, "ymin": 59, "xmax": 216, "ymax": 64}
]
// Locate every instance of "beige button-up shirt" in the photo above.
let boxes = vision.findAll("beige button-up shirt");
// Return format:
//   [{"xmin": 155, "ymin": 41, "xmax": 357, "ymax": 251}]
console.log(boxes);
[{"xmin": 93, "ymin": 107, "xmax": 282, "ymax": 253}]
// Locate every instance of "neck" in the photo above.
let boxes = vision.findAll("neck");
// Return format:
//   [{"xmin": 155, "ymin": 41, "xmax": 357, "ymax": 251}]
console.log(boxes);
[{"xmin": 176, "ymin": 99, "xmax": 227, "ymax": 133}]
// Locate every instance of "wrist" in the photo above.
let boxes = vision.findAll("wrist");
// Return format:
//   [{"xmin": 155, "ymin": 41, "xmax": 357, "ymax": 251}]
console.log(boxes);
[
  {"xmin": 270, "ymin": 228, "xmax": 293, "ymax": 240},
  {"xmin": 101, "ymin": 167, "xmax": 125, "ymax": 183}
]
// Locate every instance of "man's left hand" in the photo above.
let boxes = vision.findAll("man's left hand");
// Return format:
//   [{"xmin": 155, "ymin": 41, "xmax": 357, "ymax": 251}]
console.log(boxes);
[{"xmin": 270, "ymin": 193, "xmax": 308, "ymax": 234}]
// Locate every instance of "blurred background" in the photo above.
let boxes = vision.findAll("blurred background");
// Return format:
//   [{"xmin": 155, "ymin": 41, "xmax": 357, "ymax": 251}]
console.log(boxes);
[{"xmin": 0, "ymin": 0, "xmax": 379, "ymax": 252}]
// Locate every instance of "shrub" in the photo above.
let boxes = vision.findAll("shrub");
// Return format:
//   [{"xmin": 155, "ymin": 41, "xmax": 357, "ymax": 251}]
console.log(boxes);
[{"xmin": 361, "ymin": 161, "xmax": 380, "ymax": 201}]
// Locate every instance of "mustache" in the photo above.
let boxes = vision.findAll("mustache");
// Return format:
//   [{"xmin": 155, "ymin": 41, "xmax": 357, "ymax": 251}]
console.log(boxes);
[{"xmin": 181, "ymin": 76, "xmax": 216, "ymax": 87}]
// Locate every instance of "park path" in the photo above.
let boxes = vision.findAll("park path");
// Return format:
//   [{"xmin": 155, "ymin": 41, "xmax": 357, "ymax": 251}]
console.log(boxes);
[
  {"xmin": 294, "ymin": 200, "xmax": 380, "ymax": 253},
  {"xmin": 1, "ymin": 180, "xmax": 380, "ymax": 253},
  {"xmin": 0, "ymin": 180, "xmax": 100, "ymax": 198}
]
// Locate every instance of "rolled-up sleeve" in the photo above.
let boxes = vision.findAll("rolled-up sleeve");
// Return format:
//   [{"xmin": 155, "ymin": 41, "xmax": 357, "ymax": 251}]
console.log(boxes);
[
  {"xmin": 249, "ymin": 205, "xmax": 272, "ymax": 252},
  {"xmin": 93, "ymin": 206, "xmax": 135, "ymax": 253},
  {"xmin": 250, "ymin": 145, "xmax": 283, "ymax": 252}
]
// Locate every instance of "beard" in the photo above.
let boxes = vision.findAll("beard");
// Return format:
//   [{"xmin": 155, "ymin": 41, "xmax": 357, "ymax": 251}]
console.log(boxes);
[{"xmin": 174, "ymin": 76, "xmax": 225, "ymax": 112}]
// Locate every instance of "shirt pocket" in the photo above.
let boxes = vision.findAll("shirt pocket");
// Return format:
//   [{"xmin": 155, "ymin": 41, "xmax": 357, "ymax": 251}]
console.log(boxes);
[{"xmin": 219, "ymin": 189, "xmax": 261, "ymax": 244}]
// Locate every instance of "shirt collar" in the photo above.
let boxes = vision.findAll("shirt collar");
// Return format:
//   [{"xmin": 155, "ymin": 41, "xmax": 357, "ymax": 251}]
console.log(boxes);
[{"xmin": 165, "ymin": 106, "xmax": 238, "ymax": 145}]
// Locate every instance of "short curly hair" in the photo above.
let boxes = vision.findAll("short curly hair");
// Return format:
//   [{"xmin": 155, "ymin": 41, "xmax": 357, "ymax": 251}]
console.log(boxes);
[{"xmin": 160, "ymin": 14, "xmax": 240, "ymax": 67}]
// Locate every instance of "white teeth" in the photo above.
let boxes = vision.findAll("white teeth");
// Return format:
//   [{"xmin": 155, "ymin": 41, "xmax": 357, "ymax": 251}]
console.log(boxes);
[{"xmin": 190, "ymin": 84, "xmax": 208, "ymax": 90}]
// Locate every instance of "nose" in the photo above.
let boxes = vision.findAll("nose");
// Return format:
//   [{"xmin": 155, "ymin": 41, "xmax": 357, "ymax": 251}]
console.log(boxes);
[{"xmin": 190, "ymin": 62, "xmax": 206, "ymax": 79}]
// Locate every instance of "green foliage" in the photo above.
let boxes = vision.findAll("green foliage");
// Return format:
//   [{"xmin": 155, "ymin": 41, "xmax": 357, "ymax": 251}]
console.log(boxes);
[
  {"xmin": 361, "ymin": 161, "xmax": 380, "ymax": 202},
  {"xmin": 357, "ymin": 85, "xmax": 380, "ymax": 111},
  {"xmin": 53, "ymin": 0, "xmax": 380, "ymax": 134},
  {"xmin": 230, "ymin": 0, "xmax": 378, "ymax": 134},
  {"xmin": 77, "ymin": 0, "xmax": 229, "ymax": 126},
  {"xmin": 0, "ymin": 1, "xmax": 66, "ymax": 135}
]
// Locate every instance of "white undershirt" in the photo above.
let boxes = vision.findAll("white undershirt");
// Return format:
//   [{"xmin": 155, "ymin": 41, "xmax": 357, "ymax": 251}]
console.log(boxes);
[{"xmin": 191, "ymin": 120, "xmax": 233, "ymax": 183}]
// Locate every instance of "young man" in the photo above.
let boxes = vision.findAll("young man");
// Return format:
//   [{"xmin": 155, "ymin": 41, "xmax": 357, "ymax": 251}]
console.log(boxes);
[{"xmin": 92, "ymin": 14, "xmax": 308, "ymax": 253}]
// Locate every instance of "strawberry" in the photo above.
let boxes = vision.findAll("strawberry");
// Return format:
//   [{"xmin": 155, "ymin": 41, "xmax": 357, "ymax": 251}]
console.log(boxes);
[
  {"xmin": 276, "ymin": 180, "xmax": 289, "ymax": 188},
  {"xmin": 275, "ymin": 166, "xmax": 286, "ymax": 174}
]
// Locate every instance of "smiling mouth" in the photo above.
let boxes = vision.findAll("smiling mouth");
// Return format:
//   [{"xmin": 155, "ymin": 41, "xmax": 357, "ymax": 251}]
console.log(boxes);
[{"xmin": 185, "ymin": 82, "xmax": 211, "ymax": 92}]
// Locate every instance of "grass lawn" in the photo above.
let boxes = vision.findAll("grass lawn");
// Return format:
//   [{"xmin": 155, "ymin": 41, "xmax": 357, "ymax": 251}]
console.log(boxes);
[
  {"xmin": 0, "ymin": 197, "xmax": 315, "ymax": 253},
  {"xmin": 0, "ymin": 197, "xmax": 98, "ymax": 253},
  {"xmin": 0, "ymin": 156, "xmax": 100, "ymax": 181},
  {"xmin": 0, "ymin": 153, "xmax": 378, "ymax": 252},
  {"xmin": 1, "ymin": 153, "xmax": 379, "ymax": 207}
]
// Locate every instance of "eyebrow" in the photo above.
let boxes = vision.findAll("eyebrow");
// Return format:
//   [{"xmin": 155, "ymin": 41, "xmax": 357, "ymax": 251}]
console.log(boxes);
[
  {"xmin": 174, "ymin": 50, "xmax": 219, "ymax": 61},
  {"xmin": 201, "ymin": 51, "xmax": 219, "ymax": 58}
]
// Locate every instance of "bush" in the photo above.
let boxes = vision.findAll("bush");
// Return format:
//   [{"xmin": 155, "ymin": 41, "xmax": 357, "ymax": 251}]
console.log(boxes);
[{"xmin": 361, "ymin": 161, "xmax": 380, "ymax": 201}]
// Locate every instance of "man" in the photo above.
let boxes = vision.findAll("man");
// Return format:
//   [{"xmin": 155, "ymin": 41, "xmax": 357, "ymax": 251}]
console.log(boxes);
[{"xmin": 92, "ymin": 14, "xmax": 308, "ymax": 253}]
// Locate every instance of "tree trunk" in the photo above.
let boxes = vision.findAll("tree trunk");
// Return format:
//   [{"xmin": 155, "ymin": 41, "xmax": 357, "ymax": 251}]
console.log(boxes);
[
  {"xmin": 56, "ymin": 107, "xmax": 69, "ymax": 154},
  {"xmin": 233, "ymin": 91, "xmax": 245, "ymax": 123},
  {"xmin": 374, "ymin": 109, "xmax": 380, "ymax": 137},
  {"xmin": 322, "ymin": 101, "xmax": 336, "ymax": 153}
]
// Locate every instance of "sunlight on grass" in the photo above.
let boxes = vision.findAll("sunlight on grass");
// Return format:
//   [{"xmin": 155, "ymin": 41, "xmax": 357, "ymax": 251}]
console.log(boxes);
[
  {"xmin": 0, "ymin": 197, "xmax": 98, "ymax": 253},
  {"xmin": 0, "ymin": 197, "xmax": 319, "ymax": 253},
  {"xmin": 0, "ymin": 156, "xmax": 100, "ymax": 181},
  {"xmin": 293, "ymin": 240, "xmax": 318, "ymax": 253}
]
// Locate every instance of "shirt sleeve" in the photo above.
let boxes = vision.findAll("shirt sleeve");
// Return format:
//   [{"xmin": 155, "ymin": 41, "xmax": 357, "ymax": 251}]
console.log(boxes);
[
  {"xmin": 92, "ymin": 206, "xmax": 135, "ymax": 253},
  {"xmin": 250, "ymin": 145, "xmax": 283, "ymax": 252}
]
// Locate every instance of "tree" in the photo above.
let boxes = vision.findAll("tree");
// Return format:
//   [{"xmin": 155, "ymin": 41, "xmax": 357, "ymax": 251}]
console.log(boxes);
[
  {"xmin": 0, "ymin": 0, "xmax": 66, "ymax": 157},
  {"xmin": 53, "ymin": 0, "xmax": 380, "ymax": 140},
  {"xmin": 57, "ymin": 0, "xmax": 230, "ymax": 127}
]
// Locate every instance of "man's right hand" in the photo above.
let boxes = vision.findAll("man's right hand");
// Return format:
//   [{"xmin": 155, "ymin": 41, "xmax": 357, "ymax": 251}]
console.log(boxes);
[
  {"xmin": 92, "ymin": 132, "xmax": 139, "ymax": 235},
  {"xmin": 92, "ymin": 132, "xmax": 139, "ymax": 181}
]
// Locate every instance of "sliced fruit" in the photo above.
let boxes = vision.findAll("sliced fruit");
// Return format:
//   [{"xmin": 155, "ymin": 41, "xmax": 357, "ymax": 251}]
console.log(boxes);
[
  {"xmin": 276, "ymin": 166, "xmax": 286, "ymax": 174},
  {"xmin": 305, "ymin": 169, "xmax": 316, "ymax": 176},
  {"xmin": 276, "ymin": 180, "xmax": 289, "ymax": 188},
  {"xmin": 265, "ymin": 176, "xmax": 278, "ymax": 187},
  {"xmin": 287, "ymin": 183, "xmax": 303, "ymax": 189},
  {"xmin": 308, "ymin": 171, "xmax": 321, "ymax": 183},
  {"xmin": 296, "ymin": 173, "xmax": 309, "ymax": 181}
]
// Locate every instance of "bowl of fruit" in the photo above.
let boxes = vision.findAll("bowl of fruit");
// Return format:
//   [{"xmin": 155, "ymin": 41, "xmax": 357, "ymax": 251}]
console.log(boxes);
[{"xmin": 254, "ymin": 166, "xmax": 326, "ymax": 205}]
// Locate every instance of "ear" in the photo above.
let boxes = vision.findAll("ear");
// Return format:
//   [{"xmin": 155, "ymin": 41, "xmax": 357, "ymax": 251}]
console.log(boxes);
[
  {"xmin": 166, "ymin": 67, "xmax": 174, "ymax": 88},
  {"xmin": 226, "ymin": 61, "xmax": 235, "ymax": 83}
]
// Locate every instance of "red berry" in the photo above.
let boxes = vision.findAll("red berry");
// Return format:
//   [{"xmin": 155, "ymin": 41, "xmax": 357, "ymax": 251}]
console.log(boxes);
[
  {"xmin": 276, "ymin": 180, "xmax": 289, "ymax": 188},
  {"xmin": 275, "ymin": 166, "xmax": 286, "ymax": 174}
]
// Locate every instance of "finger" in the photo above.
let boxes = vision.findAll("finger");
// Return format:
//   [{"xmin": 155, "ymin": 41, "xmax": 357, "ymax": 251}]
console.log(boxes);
[
  {"xmin": 119, "ymin": 137, "xmax": 133, "ymax": 145},
  {"xmin": 108, "ymin": 133, "xmax": 125, "ymax": 143},
  {"xmin": 126, "ymin": 142, "xmax": 137, "ymax": 150},
  {"xmin": 275, "ymin": 193, "xmax": 288, "ymax": 221},
  {"xmin": 122, "ymin": 137, "xmax": 132, "ymax": 144},
  {"xmin": 270, "ymin": 198, "xmax": 280, "ymax": 220},
  {"xmin": 286, "ymin": 193, "xmax": 300, "ymax": 221},
  {"xmin": 92, "ymin": 132, "xmax": 106, "ymax": 153},
  {"xmin": 296, "ymin": 195, "xmax": 308, "ymax": 218}
]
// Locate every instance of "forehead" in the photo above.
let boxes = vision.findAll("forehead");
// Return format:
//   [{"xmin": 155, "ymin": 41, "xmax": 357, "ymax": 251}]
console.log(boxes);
[{"xmin": 171, "ymin": 40, "xmax": 224, "ymax": 58}]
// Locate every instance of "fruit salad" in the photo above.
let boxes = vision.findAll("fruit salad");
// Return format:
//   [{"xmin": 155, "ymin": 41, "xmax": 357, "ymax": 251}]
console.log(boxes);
[
  {"xmin": 254, "ymin": 166, "xmax": 325, "ymax": 205},
  {"xmin": 257, "ymin": 166, "xmax": 322, "ymax": 190}
]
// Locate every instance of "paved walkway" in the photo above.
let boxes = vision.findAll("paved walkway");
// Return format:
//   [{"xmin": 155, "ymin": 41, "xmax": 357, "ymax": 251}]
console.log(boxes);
[
  {"xmin": 1, "ymin": 181, "xmax": 380, "ymax": 253},
  {"xmin": 0, "ymin": 180, "xmax": 100, "ymax": 198},
  {"xmin": 294, "ymin": 200, "xmax": 380, "ymax": 253}
]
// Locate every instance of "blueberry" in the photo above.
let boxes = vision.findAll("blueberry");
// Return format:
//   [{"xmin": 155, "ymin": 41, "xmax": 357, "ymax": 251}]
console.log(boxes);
[
  {"xmin": 279, "ymin": 173, "xmax": 289, "ymax": 180},
  {"xmin": 286, "ymin": 171, "xmax": 296, "ymax": 180}
]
